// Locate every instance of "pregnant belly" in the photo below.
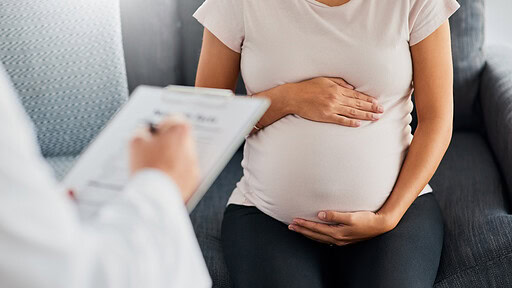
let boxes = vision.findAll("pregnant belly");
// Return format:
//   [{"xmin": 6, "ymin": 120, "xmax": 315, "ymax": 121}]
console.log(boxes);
[{"xmin": 241, "ymin": 114, "xmax": 413, "ymax": 224}]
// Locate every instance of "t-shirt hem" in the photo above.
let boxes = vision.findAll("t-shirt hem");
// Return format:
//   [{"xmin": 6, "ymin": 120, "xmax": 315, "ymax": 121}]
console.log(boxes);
[
  {"xmin": 419, "ymin": 183, "xmax": 434, "ymax": 196},
  {"xmin": 228, "ymin": 183, "xmax": 434, "ymax": 208},
  {"xmin": 227, "ymin": 187, "xmax": 255, "ymax": 207}
]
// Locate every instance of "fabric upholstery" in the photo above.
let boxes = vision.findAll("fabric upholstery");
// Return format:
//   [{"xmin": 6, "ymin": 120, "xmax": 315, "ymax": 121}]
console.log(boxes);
[
  {"xmin": 46, "ymin": 155, "xmax": 77, "ymax": 181},
  {"xmin": 120, "ymin": 0, "xmax": 246, "ymax": 93},
  {"xmin": 449, "ymin": 0, "xmax": 486, "ymax": 131},
  {"xmin": 177, "ymin": 0, "xmax": 204, "ymax": 87},
  {"xmin": 0, "ymin": 0, "xmax": 128, "ymax": 157},
  {"xmin": 119, "ymin": 0, "xmax": 180, "ymax": 92},
  {"xmin": 190, "ymin": 148, "xmax": 242, "ymax": 288},
  {"xmin": 480, "ymin": 45, "xmax": 512, "ymax": 205},
  {"xmin": 430, "ymin": 132, "xmax": 512, "ymax": 287}
]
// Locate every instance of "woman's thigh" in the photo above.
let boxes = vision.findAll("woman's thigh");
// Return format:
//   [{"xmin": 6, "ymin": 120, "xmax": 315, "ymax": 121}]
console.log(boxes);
[
  {"xmin": 221, "ymin": 204, "xmax": 330, "ymax": 288},
  {"xmin": 328, "ymin": 193, "xmax": 444, "ymax": 288}
]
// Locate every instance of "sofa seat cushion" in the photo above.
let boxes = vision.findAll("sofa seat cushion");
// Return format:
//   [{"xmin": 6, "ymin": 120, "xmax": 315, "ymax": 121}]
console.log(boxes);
[
  {"xmin": 431, "ymin": 132, "xmax": 512, "ymax": 287},
  {"xmin": 190, "ymin": 147, "xmax": 243, "ymax": 288}
]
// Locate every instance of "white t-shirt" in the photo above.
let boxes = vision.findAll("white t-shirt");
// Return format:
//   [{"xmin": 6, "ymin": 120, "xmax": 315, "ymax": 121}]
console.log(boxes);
[{"xmin": 194, "ymin": 0, "xmax": 460, "ymax": 224}]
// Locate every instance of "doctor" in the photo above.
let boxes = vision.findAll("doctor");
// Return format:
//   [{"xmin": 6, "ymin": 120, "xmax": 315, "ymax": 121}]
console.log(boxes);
[{"xmin": 0, "ymin": 64, "xmax": 212, "ymax": 288}]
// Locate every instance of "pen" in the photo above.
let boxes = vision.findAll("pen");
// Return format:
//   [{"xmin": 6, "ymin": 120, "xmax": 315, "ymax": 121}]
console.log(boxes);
[{"xmin": 148, "ymin": 122, "xmax": 158, "ymax": 134}]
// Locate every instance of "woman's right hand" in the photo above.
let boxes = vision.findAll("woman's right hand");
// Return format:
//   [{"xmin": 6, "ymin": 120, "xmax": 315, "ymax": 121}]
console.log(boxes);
[{"xmin": 288, "ymin": 77, "xmax": 384, "ymax": 127}]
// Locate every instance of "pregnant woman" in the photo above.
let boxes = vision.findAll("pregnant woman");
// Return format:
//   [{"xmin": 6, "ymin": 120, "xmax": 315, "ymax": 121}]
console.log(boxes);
[{"xmin": 194, "ymin": 0, "xmax": 459, "ymax": 287}]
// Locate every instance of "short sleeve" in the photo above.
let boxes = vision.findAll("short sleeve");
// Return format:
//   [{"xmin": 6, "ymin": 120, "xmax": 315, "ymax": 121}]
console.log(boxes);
[
  {"xmin": 408, "ymin": 0, "xmax": 460, "ymax": 46},
  {"xmin": 193, "ymin": 0, "xmax": 245, "ymax": 53}
]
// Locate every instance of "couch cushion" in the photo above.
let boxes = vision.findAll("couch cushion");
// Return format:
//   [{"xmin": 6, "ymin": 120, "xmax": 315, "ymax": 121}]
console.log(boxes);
[
  {"xmin": 449, "ymin": 0, "xmax": 486, "ymax": 131},
  {"xmin": 430, "ymin": 132, "xmax": 512, "ymax": 287},
  {"xmin": 190, "ymin": 147, "xmax": 243, "ymax": 288},
  {"xmin": 0, "ymin": 0, "xmax": 128, "ymax": 157},
  {"xmin": 481, "ymin": 45, "xmax": 512, "ymax": 211}
]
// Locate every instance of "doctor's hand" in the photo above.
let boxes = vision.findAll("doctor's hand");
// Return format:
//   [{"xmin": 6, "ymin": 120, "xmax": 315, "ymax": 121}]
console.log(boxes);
[
  {"xmin": 288, "ymin": 77, "xmax": 384, "ymax": 127},
  {"xmin": 130, "ymin": 116, "xmax": 199, "ymax": 203},
  {"xmin": 288, "ymin": 210, "xmax": 397, "ymax": 246}
]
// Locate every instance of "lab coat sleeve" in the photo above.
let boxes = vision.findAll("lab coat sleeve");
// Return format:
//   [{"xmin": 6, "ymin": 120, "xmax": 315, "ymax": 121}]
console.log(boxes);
[
  {"xmin": 85, "ymin": 169, "xmax": 212, "ymax": 288},
  {"xmin": 0, "ymin": 64, "xmax": 211, "ymax": 288}
]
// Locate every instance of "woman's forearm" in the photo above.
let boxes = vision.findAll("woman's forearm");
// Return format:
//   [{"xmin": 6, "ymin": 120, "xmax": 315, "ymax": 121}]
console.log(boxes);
[
  {"xmin": 251, "ymin": 83, "xmax": 296, "ymax": 127},
  {"xmin": 378, "ymin": 119, "xmax": 452, "ymax": 229},
  {"xmin": 378, "ymin": 21, "xmax": 455, "ymax": 230}
]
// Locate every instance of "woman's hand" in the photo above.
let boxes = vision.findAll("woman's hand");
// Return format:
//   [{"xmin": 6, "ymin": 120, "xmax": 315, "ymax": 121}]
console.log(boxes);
[
  {"xmin": 251, "ymin": 77, "xmax": 384, "ymax": 131},
  {"xmin": 288, "ymin": 210, "xmax": 398, "ymax": 246},
  {"xmin": 288, "ymin": 77, "xmax": 384, "ymax": 127}
]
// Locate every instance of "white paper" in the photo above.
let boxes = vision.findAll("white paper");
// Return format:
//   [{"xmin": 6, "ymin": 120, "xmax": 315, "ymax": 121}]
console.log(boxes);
[{"xmin": 63, "ymin": 86, "xmax": 269, "ymax": 218}]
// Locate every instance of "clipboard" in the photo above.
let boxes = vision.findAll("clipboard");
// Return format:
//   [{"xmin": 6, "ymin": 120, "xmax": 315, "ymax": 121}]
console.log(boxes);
[{"xmin": 62, "ymin": 85, "xmax": 270, "ymax": 217}]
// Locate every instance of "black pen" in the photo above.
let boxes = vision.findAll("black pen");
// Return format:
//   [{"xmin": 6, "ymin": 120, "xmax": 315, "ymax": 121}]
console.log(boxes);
[{"xmin": 148, "ymin": 122, "xmax": 158, "ymax": 134}]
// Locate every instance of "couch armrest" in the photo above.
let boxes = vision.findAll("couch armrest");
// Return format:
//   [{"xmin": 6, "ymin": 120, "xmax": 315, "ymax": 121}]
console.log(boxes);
[{"xmin": 480, "ymin": 45, "xmax": 512, "ymax": 200}]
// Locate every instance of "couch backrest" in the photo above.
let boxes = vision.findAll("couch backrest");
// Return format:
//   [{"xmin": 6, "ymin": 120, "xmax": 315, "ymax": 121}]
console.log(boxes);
[
  {"xmin": 0, "ymin": 0, "xmax": 129, "ymax": 157},
  {"xmin": 120, "ymin": 0, "xmax": 181, "ymax": 92},
  {"xmin": 176, "ymin": 0, "xmax": 246, "ymax": 94},
  {"xmin": 449, "ymin": 0, "xmax": 486, "ymax": 131},
  {"xmin": 121, "ymin": 0, "xmax": 245, "ymax": 93},
  {"xmin": 177, "ymin": 0, "xmax": 205, "ymax": 87}
]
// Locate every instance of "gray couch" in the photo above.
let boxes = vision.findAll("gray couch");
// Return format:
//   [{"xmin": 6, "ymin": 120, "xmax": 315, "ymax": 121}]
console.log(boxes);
[{"xmin": 1, "ymin": 0, "xmax": 511, "ymax": 287}]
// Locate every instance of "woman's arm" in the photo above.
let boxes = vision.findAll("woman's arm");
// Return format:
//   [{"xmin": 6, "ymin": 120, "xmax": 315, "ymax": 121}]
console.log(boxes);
[
  {"xmin": 195, "ymin": 28, "xmax": 241, "ymax": 91},
  {"xmin": 290, "ymin": 21, "xmax": 454, "ymax": 245},
  {"xmin": 195, "ymin": 28, "xmax": 384, "ymax": 131},
  {"xmin": 195, "ymin": 28, "xmax": 295, "ymax": 130},
  {"xmin": 377, "ymin": 20, "xmax": 454, "ymax": 226}
]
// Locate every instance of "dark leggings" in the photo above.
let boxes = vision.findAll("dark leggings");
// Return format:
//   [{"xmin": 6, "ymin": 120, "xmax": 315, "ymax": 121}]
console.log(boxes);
[{"xmin": 221, "ymin": 193, "xmax": 444, "ymax": 288}]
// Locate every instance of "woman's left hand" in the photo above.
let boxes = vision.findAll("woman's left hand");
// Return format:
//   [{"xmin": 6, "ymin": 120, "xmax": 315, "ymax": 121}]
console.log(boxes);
[{"xmin": 289, "ymin": 210, "xmax": 398, "ymax": 246}]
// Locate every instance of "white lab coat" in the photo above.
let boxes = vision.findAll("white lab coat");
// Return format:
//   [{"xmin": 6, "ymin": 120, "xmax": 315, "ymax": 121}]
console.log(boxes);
[{"xmin": 0, "ymin": 65, "xmax": 212, "ymax": 288}]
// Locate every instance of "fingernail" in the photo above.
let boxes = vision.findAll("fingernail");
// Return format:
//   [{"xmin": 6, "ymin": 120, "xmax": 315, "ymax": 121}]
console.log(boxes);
[
  {"xmin": 372, "ymin": 114, "xmax": 380, "ymax": 120},
  {"xmin": 355, "ymin": 121, "xmax": 361, "ymax": 127},
  {"xmin": 319, "ymin": 212, "xmax": 326, "ymax": 220},
  {"xmin": 288, "ymin": 225, "xmax": 295, "ymax": 231}
]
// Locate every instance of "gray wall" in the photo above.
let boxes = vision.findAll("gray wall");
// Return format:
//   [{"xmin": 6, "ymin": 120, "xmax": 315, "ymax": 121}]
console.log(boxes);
[{"xmin": 486, "ymin": 0, "xmax": 512, "ymax": 47}]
